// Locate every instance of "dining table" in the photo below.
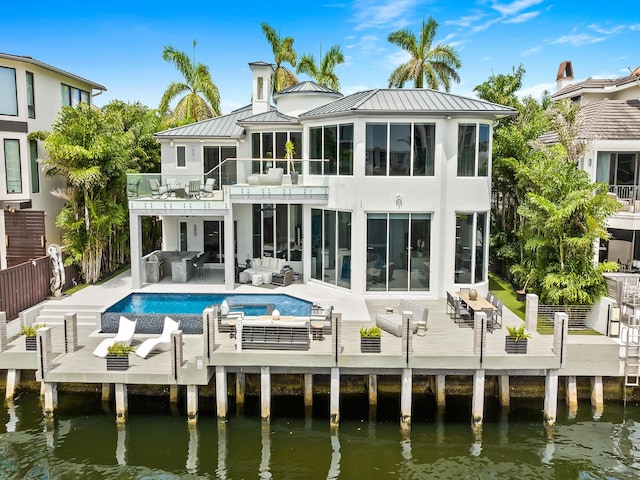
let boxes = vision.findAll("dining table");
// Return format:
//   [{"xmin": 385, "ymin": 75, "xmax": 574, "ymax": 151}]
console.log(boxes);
[{"xmin": 456, "ymin": 290, "xmax": 496, "ymax": 313}]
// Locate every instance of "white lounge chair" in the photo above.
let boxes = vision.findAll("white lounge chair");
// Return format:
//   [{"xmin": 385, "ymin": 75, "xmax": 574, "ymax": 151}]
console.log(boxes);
[
  {"xmin": 135, "ymin": 316, "xmax": 181, "ymax": 358},
  {"xmin": 93, "ymin": 316, "xmax": 137, "ymax": 358}
]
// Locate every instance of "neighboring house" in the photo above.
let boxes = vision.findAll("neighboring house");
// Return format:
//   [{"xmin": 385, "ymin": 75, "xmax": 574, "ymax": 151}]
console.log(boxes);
[
  {"xmin": 548, "ymin": 61, "xmax": 640, "ymax": 268},
  {"xmin": 0, "ymin": 52, "xmax": 106, "ymax": 268},
  {"xmin": 128, "ymin": 61, "xmax": 515, "ymax": 298}
]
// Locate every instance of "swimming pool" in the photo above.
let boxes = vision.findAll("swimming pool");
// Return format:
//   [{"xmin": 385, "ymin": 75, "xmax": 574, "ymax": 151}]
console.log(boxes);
[{"xmin": 101, "ymin": 293, "xmax": 313, "ymax": 334}]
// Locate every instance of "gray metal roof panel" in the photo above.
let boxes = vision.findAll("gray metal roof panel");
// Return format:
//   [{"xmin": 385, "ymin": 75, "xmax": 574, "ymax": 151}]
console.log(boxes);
[
  {"xmin": 0, "ymin": 52, "xmax": 106, "ymax": 90},
  {"xmin": 237, "ymin": 110, "xmax": 299, "ymax": 125},
  {"xmin": 300, "ymin": 88, "xmax": 516, "ymax": 117},
  {"xmin": 155, "ymin": 104, "xmax": 255, "ymax": 138},
  {"xmin": 274, "ymin": 81, "xmax": 342, "ymax": 96}
]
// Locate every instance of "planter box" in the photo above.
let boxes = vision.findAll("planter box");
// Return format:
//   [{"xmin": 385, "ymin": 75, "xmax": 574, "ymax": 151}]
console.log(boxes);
[
  {"xmin": 106, "ymin": 355, "xmax": 130, "ymax": 371},
  {"xmin": 25, "ymin": 336, "xmax": 37, "ymax": 351},
  {"xmin": 505, "ymin": 337, "xmax": 528, "ymax": 354},
  {"xmin": 360, "ymin": 337, "xmax": 381, "ymax": 353}
]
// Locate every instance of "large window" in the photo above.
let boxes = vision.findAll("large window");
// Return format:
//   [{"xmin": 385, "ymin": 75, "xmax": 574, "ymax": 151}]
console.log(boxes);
[
  {"xmin": 309, "ymin": 124, "xmax": 353, "ymax": 175},
  {"xmin": 4, "ymin": 139, "xmax": 22, "ymax": 193},
  {"xmin": 30, "ymin": 139, "xmax": 39, "ymax": 193},
  {"xmin": 251, "ymin": 131, "xmax": 302, "ymax": 174},
  {"xmin": 596, "ymin": 152, "xmax": 639, "ymax": 194},
  {"xmin": 455, "ymin": 212, "xmax": 488, "ymax": 283},
  {"xmin": 366, "ymin": 212, "xmax": 431, "ymax": 292},
  {"xmin": 203, "ymin": 145, "xmax": 237, "ymax": 186},
  {"xmin": 311, "ymin": 209, "xmax": 351, "ymax": 288},
  {"xmin": 252, "ymin": 204, "xmax": 303, "ymax": 262},
  {"xmin": 176, "ymin": 146, "xmax": 186, "ymax": 168},
  {"xmin": 366, "ymin": 122, "xmax": 435, "ymax": 176},
  {"xmin": 61, "ymin": 83, "xmax": 90, "ymax": 107},
  {"xmin": 457, "ymin": 123, "xmax": 490, "ymax": 176},
  {"xmin": 26, "ymin": 71, "xmax": 35, "ymax": 119},
  {"xmin": 0, "ymin": 66, "xmax": 18, "ymax": 116}
]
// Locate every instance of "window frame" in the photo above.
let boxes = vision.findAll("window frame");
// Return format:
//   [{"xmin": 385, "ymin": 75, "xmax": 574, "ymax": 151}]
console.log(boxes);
[
  {"xmin": 26, "ymin": 71, "xmax": 35, "ymax": 119},
  {"xmin": 176, "ymin": 145, "xmax": 187, "ymax": 168},
  {"xmin": 457, "ymin": 123, "xmax": 491, "ymax": 177},
  {"xmin": 454, "ymin": 211, "xmax": 488, "ymax": 284},
  {"xmin": 4, "ymin": 139, "xmax": 22, "ymax": 194},
  {"xmin": 308, "ymin": 123, "xmax": 354, "ymax": 176},
  {"xmin": 0, "ymin": 66, "xmax": 18, "ymax": 116}
]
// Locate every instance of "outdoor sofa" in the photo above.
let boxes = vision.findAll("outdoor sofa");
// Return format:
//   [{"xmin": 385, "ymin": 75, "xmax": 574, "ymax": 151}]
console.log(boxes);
[{"xmin": 375, "ymin": 299, "xmax": 428, "ymax": 337}]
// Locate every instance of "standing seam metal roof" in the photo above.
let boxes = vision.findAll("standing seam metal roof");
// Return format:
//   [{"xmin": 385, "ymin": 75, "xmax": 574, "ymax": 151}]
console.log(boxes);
[
  {"xmin": 300, "ymin": 88, "xmax": 516, "ymax": 117},
  {"xmin": 155, "ymin": 105, "xmax": 259, "ymax": 138}
]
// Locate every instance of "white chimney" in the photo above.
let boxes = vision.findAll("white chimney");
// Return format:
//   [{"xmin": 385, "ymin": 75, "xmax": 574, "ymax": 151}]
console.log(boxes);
[
  {"xmin": 556, "ymin": 61, "xmax": 574, "ymax": 91},
  {"xmin": 249, "ymin": 61, "xmax": 274, "ymax": 115}
]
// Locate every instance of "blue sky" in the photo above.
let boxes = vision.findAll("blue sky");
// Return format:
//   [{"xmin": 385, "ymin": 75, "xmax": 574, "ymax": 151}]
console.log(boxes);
[{"xmin": 3, "ymin": 0, "xmax": 639, "ymax": 114}]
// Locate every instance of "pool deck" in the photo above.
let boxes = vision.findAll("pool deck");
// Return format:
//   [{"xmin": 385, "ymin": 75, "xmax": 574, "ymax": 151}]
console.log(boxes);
[{"xmin": 0, "ymin": 270, "xmax": 621, "ymax": 388}]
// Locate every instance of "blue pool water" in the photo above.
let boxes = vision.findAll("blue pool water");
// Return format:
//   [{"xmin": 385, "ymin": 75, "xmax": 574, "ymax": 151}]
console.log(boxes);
[{"xmin": 106, "ymin": 293, "xmax": 313, "ymax": 317}]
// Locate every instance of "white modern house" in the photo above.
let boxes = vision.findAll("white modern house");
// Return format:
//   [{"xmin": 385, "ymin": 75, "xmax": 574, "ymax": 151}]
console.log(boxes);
[
  {"xmin": 551, "ymin": 61, "xmax": 640, "ymax": 267},
  {"xmin": 128, "ymin": 61, "xmax": 515, "ymax": 298},
  {"xmin": 0, "ymin": 53, "xmax": 106, "ymax": 268}
]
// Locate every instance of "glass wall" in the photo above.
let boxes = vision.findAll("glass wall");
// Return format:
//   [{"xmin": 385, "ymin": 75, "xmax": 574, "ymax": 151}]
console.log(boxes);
[
  {"xmin": 0, "ymin": 66, "xmax": 18, "ymax": 116},
  {"xmin": 252, "ymin": 204, "xmax": 303, "ymax": 261},
  {"xmin": 366, "ymin": 213, "xmax": 431, "ymax": 292},
  {"xmin": 366, "ymin": 122, "xmax": 435, "ymax": 176},
  {"xmin": 458, "ymin": 123, "xmax": 490, "ymax": 177},
  {"xmin": 455, "ymin": 212, "xmax": 488, "ymax": 284},
  {"xmin": 309, "ymin": 124, "xmax": 353, "ymax": 175},
  {"xmin": 311, "ymin": 208, "xmax": 352, "ymax": 288},
  {"xmin": 203, "ymin": 145, "xmax": 237, "ymax": 186},
  {"xmin": 251, "ymin": 131, "xmax": 302, "ymax": 174},
  {"xmin": 4, "ymin": 139, "xmax": 21, "ymax": 193}
]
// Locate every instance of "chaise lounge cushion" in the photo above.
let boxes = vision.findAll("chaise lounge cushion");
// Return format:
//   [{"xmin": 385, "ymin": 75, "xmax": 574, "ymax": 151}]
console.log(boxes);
[{"xmin": 375, "ymin": 300, "xmax": 428, "ymax": 337}]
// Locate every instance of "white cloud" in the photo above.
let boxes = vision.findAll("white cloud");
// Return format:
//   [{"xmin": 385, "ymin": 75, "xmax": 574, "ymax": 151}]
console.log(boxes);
[
  {"xmin": 350, "ymin": 0, "xmax": 422, "ymax": 31},
  {"xmin": 504, "ymin": 11, "xmax": 540, "ymax": 23},
  {"xmin": 630, "ymin": 24, "xmax": 640, "ymax": 31},
  {"xmin": 518, "ymin": 81, "xmax": 555, "ymax": 100},
  {"xmin": 552, "ymin": 33, "xmax": 606, "ymax": 46},
  {"xmin": 445, "ymin": 14, "xmax": 485, "ymax": 28},
  {"xmin": 471, "ymin": 17, "xmax": 501, "ymax": 33},
  {"xmin": 491, "ymin": 0, "xmax": 544, "ymax": 16},
  {"xmin": 588, "ymin": 23, "xmax": 626, "ymax": 35},
  {"xmin": 522, "ymin": 46, "xmax": 541, "ymax": 56}
]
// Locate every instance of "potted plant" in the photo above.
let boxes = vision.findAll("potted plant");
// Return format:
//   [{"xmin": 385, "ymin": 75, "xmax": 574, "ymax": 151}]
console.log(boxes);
[
  {"xmin": 360, "ymin": 326, "xmax": 382, "ymax": 353},
  {"xmin": 106, "ymin": 342, "xmax": 134, "ymax": 371},
  {"xmin": 505, "ymin": 324, "xmax": 531, "ymax": 354},
  {"xmin": 285, "ymin": 140, "xmax": 299, "ymax": 185},
  {"xmin": 21, "ymin": 323, "xmax": 45, "ymax": 351}
]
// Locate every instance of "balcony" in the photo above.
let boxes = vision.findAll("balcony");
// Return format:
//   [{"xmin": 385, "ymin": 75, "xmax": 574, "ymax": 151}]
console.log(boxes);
[{"xmin": 609, "ymin": 185, "xmax": 640, "ymax": 213}]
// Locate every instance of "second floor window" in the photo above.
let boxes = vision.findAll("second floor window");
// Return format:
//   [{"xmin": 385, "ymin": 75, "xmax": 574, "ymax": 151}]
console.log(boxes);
[
  {"xmin": 26, "ymin": 71, "xmax": 35, "ymax": 119},
  {"xmin": 30, "ymin": 140, "xmax": 39, "ymax": 193},
  {"xmin": 0, "ymin": 66, "xmax": 18, "ymax": 116},
  {"xmin": 365, "ymin": 122, "xmax": 435, "ymax": 176},
  {"xmin": 457, "ymin": 123, "xmax": 490, "ymax": 177},
  {"xmin": 176, "ymin": 146, "xmax": 186, "ymax": 167},
  {"xmin": 309, "ymin": 123, "xmax": 353, "ymax": 175},
  {"xmin": 61, "ymin": 83, "xmax": 90, "ymax": 107},
  {"xmin": 251, "ymin": 131, "xmax": 302, "ymax": 174},
  {"xmin": 4, "ymin": 139, "xmax": 22, "ymax": 193}
]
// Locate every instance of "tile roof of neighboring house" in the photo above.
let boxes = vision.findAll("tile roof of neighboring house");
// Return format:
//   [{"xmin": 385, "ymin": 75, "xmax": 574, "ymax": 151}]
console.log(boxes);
[
  {"xmin": 538, "ymin": 99, "xmax": 640, "ymax": 144},
  {"xmin": 0, "ymin": 52, "xmax": 106, "ymax": 91},
  {"xmin": 300, "ymin": 88, "xmax": 517, "ymax": 117},
  {"xmin": 273, "ymin": 81, "xmax": 342, "ymax": 99},
  {"xmin": 552, "ymin": 71, "xmax": 640, "ymax": 99},
  {"xmin": 155, "ymin": 104, "xmax": 259, "ymax": 138},
  {"xmin": 237, "ymin": 110, "xmax": 299, "ymax": 125}
]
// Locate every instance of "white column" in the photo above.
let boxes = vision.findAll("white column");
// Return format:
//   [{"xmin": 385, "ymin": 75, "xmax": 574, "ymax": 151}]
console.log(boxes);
[
  {"xmin": 472, "ymin": 370, "xmax": 485, "ymax": 430},
  {"xmin": 216, "ymin": 366, "xmax": 227, "ymax": 419},
  {"xmin": 525, "ymin": 293, "xmax": 539, "ymax": 332},
  {"xmin": 187, "ymin": 385, "xmax": 198, "ymax": 425},
  {"xmin": 5, "ymin": 369, "xmax": 20, "ymax": 400},
  {"xmin": 224, "ymin": 210, "xmax": 235, "ymax": 290},
  {"xmin": 565, "ymin": 376, "xmax": 578, "ymax": 416},
  {"xmin": 400, "ymin": 368, "xmax": 412, "ymax": 431},
  {"xmin": 436, "ymin": 375, "xmax": 446, "ymax": 408},
  {"xmin": 330, "ymin": 367, "xmax": 340, "ymax": 428},
  {"xmin": 236, "ymin": 372, "xmax": 246, "ymax": 409},
  {"xmin": 591, "ymin": 375, "xmax": 604, "ymax": 417},
  {"xmin": 261, "ymin": 366, "xmax": 271, "ymax": 421},
  {"xmin": 130, "ymin": 213, "xmax": 143, "ymax": 289},
  {"xmin": 498, "ymin": 375, "xmax": 510, "ymax": 407},
  {"xmin": 115, "ymin": 383, "xmax": 127, "ymax": 424},
  {"xmin": 42, "ymin": 382, "xmax": 57, "ymax": 420},
  {"xmin": 368, "ymin": 374, "xmax": 378, "ymax": 406},
  {"xmin": 544, "ymin": 370, "xmax": 559, "ymax": 426},
  {"xmin": 304, "ymin": 373, "xmax": 313, "ymax": 408}
]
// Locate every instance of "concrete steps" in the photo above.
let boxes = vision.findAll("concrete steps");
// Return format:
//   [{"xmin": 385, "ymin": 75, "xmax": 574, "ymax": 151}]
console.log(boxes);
[{"xmin": 34, "ymin": 305, "xmax": 101, "ymax": 327}]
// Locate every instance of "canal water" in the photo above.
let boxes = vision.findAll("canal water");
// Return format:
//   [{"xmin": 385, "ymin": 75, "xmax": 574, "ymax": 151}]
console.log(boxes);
[{"xmin": 2, "ymin": 391, "xmax": 640, "ymax": 479}]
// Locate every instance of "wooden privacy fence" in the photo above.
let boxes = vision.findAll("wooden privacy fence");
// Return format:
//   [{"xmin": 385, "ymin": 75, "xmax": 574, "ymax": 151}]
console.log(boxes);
[{"xmin": 0, "ymin": 255, "xmax": 78, "ymax": 321}]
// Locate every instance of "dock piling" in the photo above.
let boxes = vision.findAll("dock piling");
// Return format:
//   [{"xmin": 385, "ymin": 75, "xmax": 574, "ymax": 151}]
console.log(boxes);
[
  {"xmin": 5, "ymin": 369, "xmax": 20, "ymax": 400},
  {"xmin": 236, "ymin": 372, "xmax": 246, "ymax": 410},
  {"xmin": 215, "ymin": 366, "xmax": 228, "ymax": 419},
  {"xmin": 368, "ymin": 374, "xmax": 377, "ymax": 406},
  {"xmin": 115, "ymin": 383, "xmax": 127, "ymax": 423},
  {"xmin": 591, "ymin": 375, "xmax": 604, "ymax": 417},
  {"xmin": 498, "ymin": 375, "xmax": 510, "ymax": 407},
  {"xmin": 400, "ymin": 368, "xmax": 412, "ymax": 430},
  {"xmin": 435, "ymin": 374, "xmax": 446, "ymax": 408},
  {"xmin": 304, "ymin": 373, "xmax": 313, "ymax": 408},
  {"xmin": 544, "ymin": 370, "xmax": 559, "ymax": 426},
  {"xmin": 261, "ymin": 366, "xmax": 271, "ymax": 421},
  {"xmin": 330, "ymin": 367, "xmax": 340, "ymax": 428},
  {"xmin": 101, "ymin": 383, "xmax": 113, "ymax": 403},
  {"xmin": 472, "ymin": 370, "xmax": 485, "ymax": 430},
  {"xmin": 187, "ymin": 385, "xmax": 198, "ymax": 424},
  {"xmin": 42, "ymin": 382, "xmax": 57, "ymax": 420},
  {"xmin": 565, "ymin": 376, "xmax": 578, "ymax": 416}
]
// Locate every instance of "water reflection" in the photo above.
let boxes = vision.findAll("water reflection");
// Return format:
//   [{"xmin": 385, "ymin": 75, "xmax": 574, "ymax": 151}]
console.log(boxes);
[
  {"xmin": 327, "ymin": 430, "xmax": 341, "ymax": 479},
  {"xmin": 470, "ymin": 429, "xmax": 482, "ymax": 457},
  {"xmin": 6, "ymin": 401, "xmax": 18, "ymax": 432},
  {"xmin": 216, "ymin": 420, "xmax": 227, "ymax": 480},
  {"xmin": 260, "ymin": 421, "xmax": 272, "ymax": 479},
  {"xmin": 116, "ymin": 423, "xmax": 127, "ymax": 466},
  {"xmin": 186, "ymin": 425, "xmax": 198, "ymax": 473},
  {"xmin": 541, "ymin": 425, "xmax": 555, "ymax": 464}
]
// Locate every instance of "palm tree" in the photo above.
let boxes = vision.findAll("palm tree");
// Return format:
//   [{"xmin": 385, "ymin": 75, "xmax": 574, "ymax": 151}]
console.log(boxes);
[
  {"xmin": 159, "ymin": 42, "xmax": 221, "ymax": 122},
  {"xmin": 296, "ymin": 45, "xmax": 345, "ymax": 91},
  {"xmin": 261, "ymin": 23, "xmax": 298, "ymax": 92},
  {"xmin": 387, "ymin": 17, "xmax": 461, "ymax": 91}
]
